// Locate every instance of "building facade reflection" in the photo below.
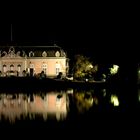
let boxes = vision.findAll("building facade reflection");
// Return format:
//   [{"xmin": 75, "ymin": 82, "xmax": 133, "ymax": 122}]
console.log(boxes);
[
  {"xmin": 0, "ymin": 88, "xmax": 124, "ymax": 124},
  {"xmin": 0, "ymin": 91, "xmax": 70, "ymax": 123}
]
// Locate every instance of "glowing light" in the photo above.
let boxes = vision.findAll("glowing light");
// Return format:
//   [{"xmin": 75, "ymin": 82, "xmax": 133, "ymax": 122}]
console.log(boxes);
[
  {"xmin": 75, "ymin": 92, "xmax": 94, "ymax": 113},
  {"xmin": 110, "ymin": 65, "xmax": 119, "ymax": 75},
  {"xmin": 111, "ymin": 95, "xmax": 119, "ymax": 106},
  {"xmin": 88, "ymin": 64, "xmax": 93, "ymax": 68}
]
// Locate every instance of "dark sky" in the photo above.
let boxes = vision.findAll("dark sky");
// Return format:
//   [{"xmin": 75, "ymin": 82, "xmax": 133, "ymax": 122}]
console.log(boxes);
[
  {"xmin": 0, "ymin": 22, "xmax": 131, "ymax": 46},
  {"xmin": 0, "ymin": 8, "xmax": 137, "ymax": 63}
]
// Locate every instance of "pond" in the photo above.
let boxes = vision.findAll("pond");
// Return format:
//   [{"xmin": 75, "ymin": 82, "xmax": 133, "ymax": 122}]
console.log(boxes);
[{"xmin": 0, "ymin": 87, "xmax": 139, "ymax": 130}]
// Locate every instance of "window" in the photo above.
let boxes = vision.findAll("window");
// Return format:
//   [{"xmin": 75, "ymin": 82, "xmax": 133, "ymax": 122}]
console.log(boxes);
[
  {"xmin": 29, "ymin": 51, "xmax": 34, "ymax": 57},
  {"xmin": 56, "ymin": 68, "xmax": 60, "ymax": 75},
  {"xmin": 16, "ymin": 51, "xmax": 21, "ymax": 56},
  {"xmin": 17, "ymin": 64, "xmax": 21, "ymax": 72},
  {"xmin": 30, "ymin": 63, "xmax": 34, "ymax": 68},
  {"xmin": 10, "ymin": 65, "xmax": 14, "ymax": 71},
  {"xmin": 42, "ymin": 51, "xmax": 47, "ymax": 57},
  {"xmin": 22, "ymin": 51, "xmax": 26, "ymax": 57},
  {"xmin": 42, "ymin": 64, "xmax": 47, "ymax": 74},
  {"xmin": 55, "ymin": 51, "xmax": 60, "ymax": 57},
  {"xmin": 3, "ymin": 65, "xmax": 7, "ymax": 73},
  {"xmin": 56, "ymin": 63, "xmax": 60, "ymax": 75}
]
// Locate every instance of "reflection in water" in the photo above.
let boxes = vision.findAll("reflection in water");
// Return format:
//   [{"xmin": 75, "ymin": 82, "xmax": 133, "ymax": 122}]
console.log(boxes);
[
  {"xmin": 103, "ymin": 89, "xmax": 106, "ymax": 97},
  {"xmin": 74, "ymin": 90, "xmax": 98, "ymax": 114},
  {"xmin": 0, "ymin": 91, "xmax": 71, "ymax": 123},
  {"xmin": 111, "ymin": 95, "xmax": 119, "ymax": 106},
  {"xmin": 138, "ymin": 89, "xmax": 140, "ymax": 102},
  {"xmin": 0, "ymin": 88, "xmax": 125, "ymax": 124},
  {"xmin": 73, "ymin": 88, "xmax": 121, "ymax": 114}
]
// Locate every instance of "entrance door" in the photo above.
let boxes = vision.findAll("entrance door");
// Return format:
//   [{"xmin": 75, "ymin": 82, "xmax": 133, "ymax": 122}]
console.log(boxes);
[{"xmin": 30, "ymin": 68, "xmax": 34, "ymax": 76}]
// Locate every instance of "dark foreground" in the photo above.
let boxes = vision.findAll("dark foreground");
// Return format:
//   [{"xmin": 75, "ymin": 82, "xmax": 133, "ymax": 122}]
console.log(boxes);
[
  {"xmin": 0, "ymin": 87, "xmax": 139, "ymax": 129},
  {"xmin": 0, "ymin": 77, "xmax": 139, "ymax": 137},
  {"xmin": 0, "ymin": 77, "xmax": 106, "ymax": 91}
]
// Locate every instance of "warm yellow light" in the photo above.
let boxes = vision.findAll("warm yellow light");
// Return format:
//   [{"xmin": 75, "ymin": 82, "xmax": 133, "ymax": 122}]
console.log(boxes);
[
  {"xmin": 111, "ymin": 95, "xmax": 119, "ymax": 106},
  {"xmin": 110, "ymin": 65, "xmax": 119, "ymax": 75},
  {"xmin": 88, "ymin": 64, "xmax": 93, "ymax": 68}
]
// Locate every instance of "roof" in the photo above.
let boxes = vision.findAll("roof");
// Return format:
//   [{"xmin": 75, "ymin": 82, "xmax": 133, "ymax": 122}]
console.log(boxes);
[{"xmin": 0, "ymin": 45, "xmax": 67, "ymax": 57}]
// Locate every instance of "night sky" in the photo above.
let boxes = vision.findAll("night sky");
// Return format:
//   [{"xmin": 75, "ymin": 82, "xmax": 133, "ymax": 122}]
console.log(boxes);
[{"xmin": 0, "ymin": 11, "xmax": 137, "ymax": 64}]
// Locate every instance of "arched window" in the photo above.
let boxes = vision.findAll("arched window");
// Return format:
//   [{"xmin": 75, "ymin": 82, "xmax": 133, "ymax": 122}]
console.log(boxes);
[
  {"xmin": 16, "ymin": 51, "xmax": 21, "ymax": 56},
  {"xmin": 42, "ymin": 51, "xmax": 47, "ymax": 57},
  {"xmin": 10, "ymin": 64, "xmax": 14, "ymax": 71},
  {"xmin": 8, "ymin": 47, "xmax": 15, "ymax": 57},
  {"xmin": 55, "ymin": 51, "xmax": 60, "ymax": 57},
  {"xmin": 22, "ymin": 51, "xmax": 26, "ymax": 57},
  {"xmin": 42, "ymin": 63, "xmax": 47, "ymax": 74},
  {"xmin": 9, "ymin": 47, "xmax": 15, "ymax": 52},
  {"xmin": 3, "ymin": 65, "xmax": 7, "ymax": 73},
  {"xmin": 29, "ymin": 51, "xmax": 34, "ymax": 57},
  {"xmin": 2, "ymin": 51, "xmax": 7, "ymax": 57},
  {"xmin": 17, "ymin": 64, "xmax": 21, "ymax": 72}
]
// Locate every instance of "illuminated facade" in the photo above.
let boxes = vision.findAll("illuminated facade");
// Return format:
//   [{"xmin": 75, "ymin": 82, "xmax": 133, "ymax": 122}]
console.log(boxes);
[{"xmin": 0, "ymin": 45, "xmax": 69, "ymax": 77}]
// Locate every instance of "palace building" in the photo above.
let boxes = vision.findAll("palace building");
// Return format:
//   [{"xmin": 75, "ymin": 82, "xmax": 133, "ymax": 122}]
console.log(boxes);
[{"xmin": 0, "ymin": 45, "xmax": 69, "ymax": 77}]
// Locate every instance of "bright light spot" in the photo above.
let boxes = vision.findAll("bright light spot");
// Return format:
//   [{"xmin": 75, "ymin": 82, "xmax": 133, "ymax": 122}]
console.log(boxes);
[
  {"xmin": 111, "ymin": 95, "xmax": 119, "ymax": 106},
  {"xmin": 88, "ymin": 64, "xmax": 93, "ymax": 68},
  {"xmin": 110, "ymin": 65, "xmax": 119, "ymax": 75}
]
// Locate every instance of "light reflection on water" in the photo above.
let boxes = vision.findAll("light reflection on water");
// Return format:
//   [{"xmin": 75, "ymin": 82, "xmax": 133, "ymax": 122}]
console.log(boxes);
[
  {"xmin": 0, "ymin": 90, "xmax": 71, "ymax": 124},
  {"xmin": 0, "ymin": 88, "xmax": 127, "ymax": 124}
]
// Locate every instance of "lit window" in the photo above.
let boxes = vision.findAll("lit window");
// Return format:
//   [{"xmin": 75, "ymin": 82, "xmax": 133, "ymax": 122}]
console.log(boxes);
[
  {"xmin": 56, "ymin": 63, "xmax": 60, "ymax": 75},
  {"xmin": 3, "ymin": 65, "xmax": 7, "ymax": 73},
  {"xmin": 42, "ymin": 51, "xmax": 47, "ymax": 57},
  {"xmin": 42, "ymin": 64, "xmax": 47, "ymax": 74},
  {"xmin": 10, "ymin": 65, "xmax": 14, "ymax": 71},
  {"xmin": 55, "ymin": 51, "xmax": 60, "ymax": 57},
  {"xmin": 30, "ymin": 63, "xmax": 34, "ymax": 68},
  {"xmin": 29, "ymin": 51, "xmax": 34, "ymax": 57},
  {"xmin": 17, "ymin": 64, "xmax": 21, "ymax": 72},
  {"xmin": 56, "ymin": 68, "xmax": 60, "ymax": 75}
]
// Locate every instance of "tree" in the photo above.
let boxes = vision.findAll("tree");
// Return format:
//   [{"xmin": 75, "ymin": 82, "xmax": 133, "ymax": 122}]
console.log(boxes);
[
  {"xmin": 57, "ymin": 72, "xmax": 63, "ymax": 79},
  {"xmin": 72, "ymin": 55, "xmax": 98, "ymax": 80},
  {"xmin": 40, "ymin": 71, "xmax": 47, "ymax": 79},
  {"xmin": 74, "ymin": 91, "xmax": 98, "ymax": 114}
]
